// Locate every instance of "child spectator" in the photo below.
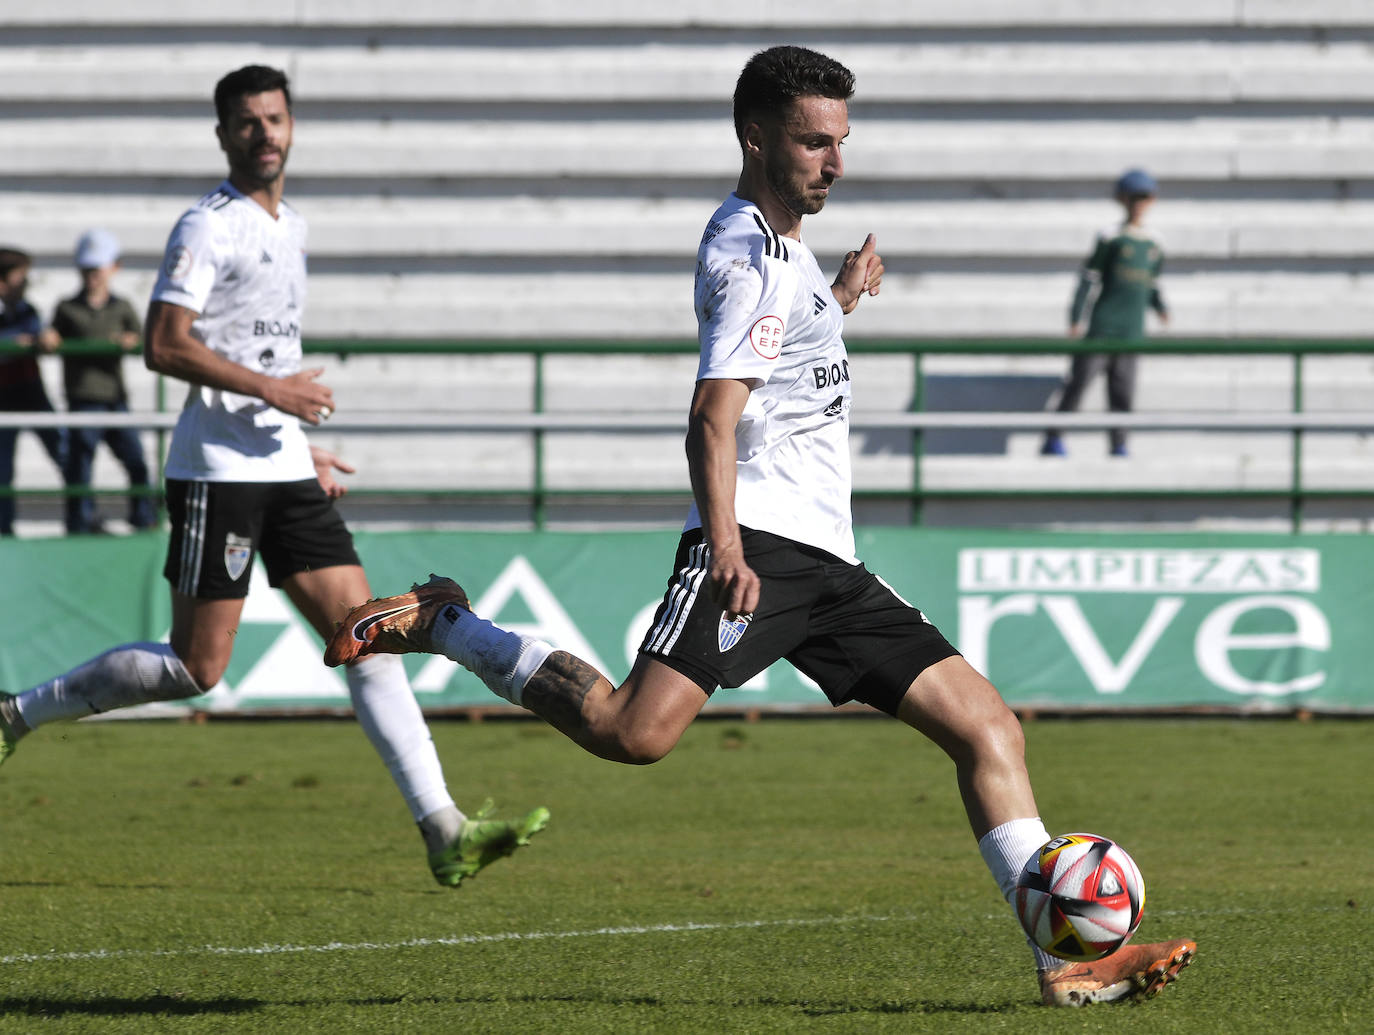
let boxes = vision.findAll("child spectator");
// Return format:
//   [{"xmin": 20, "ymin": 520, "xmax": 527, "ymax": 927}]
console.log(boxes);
[
  {"xmin": 1043, "ymin": 168, "xmax": 1169, "ymax": 458},
  {"xmin": 0, "ymin": 247, "xmax": 68, "ymax": 536},
  {"xmin": 52, "ymin": 230, "xmax": 156, "ymax": 533}
]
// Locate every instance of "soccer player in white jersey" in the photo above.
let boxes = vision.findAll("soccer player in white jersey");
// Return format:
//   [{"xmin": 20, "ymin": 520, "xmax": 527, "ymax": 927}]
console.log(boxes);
[
  {"xmin": 0, "ymin": 65, "xmax": 548, "ymax": 887},
  {"xmin": 324, "ymin": 47, "xmax": 1195, "ymax": 1004}
]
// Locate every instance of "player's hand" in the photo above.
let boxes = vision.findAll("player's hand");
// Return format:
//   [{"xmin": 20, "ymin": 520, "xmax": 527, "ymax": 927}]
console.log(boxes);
[
  {"xmin": 266, "ymin": 368, "xmax": 336, "ymax": 424},
  {"xmin": 310, "ymin": 446, "xmax": 356, "ymax": 499},
  {"xmin": 708, "ymin": 540, "xmax": 761, "ymax": 618},
  {"xmin": 831, "ymin": 233, "xmax": 884, "ymax": 314}
]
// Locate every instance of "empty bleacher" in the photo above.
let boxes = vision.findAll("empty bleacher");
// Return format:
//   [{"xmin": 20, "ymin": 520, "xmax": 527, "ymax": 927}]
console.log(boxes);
[{"xmin": 4, "ymin": 2, "xmax": 1372, "ymax": 531}]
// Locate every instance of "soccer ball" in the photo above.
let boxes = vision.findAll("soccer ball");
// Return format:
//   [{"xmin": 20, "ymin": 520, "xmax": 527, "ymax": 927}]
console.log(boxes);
[{"xmin": 1014, "ymin": 833, "xmax": 1145, "ymax": 962}]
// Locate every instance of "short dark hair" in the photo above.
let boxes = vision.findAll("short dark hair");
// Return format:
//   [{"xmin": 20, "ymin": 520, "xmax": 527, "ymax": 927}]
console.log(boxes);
[
  {"xmin": 214, "ymin": 65, "xmax": 292, "ymax": 126},
  {"xmin": 732, "ymin": 46, "xmax": 855, "ymax": 147},
  {"xmin": 0, "ymin": 247, "xmax": 32, "ymax": 280}
]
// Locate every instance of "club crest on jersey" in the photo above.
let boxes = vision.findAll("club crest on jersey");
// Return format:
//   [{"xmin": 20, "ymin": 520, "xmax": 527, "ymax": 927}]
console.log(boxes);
[
  {"xmin": 749, "ymin": 315, "xmax": 784, "ymax": 360},
  {"xmin": 165, "ymin": 245, "xmax": 192, "ymax": 281},
  {"xmin": 224, "ymin": 533, "xmax": 253, "ymax": 582},
  {"xmin": 718, "ymin": 611, "xmax": 753, "ymax": 652}
]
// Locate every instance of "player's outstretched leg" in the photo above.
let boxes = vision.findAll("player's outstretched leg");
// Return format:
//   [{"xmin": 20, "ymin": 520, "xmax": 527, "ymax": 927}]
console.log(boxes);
[
  {"xmin": 0, "ymin": 693, "xmax": 28, "ymax": 765},
  {"xmin": 428, "ymin": 799, "xmax": 552, "ymax": 887},
  {"xmin": 327, "ymin": 571, "xmax": 690, "ymax": 765},
  {"xmin": 324, "ymin": 575, "xmax": 470, "ymax": 666},
  {"xmin": 1039, "ymin": 938, "xmax": 1196, "ymax": 1007}
]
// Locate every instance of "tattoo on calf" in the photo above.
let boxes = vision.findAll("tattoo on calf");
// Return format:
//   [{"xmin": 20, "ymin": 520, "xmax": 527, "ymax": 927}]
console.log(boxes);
[{"xmin": 521, "ymin": 651, "xmax": 601, "ymax": 730}]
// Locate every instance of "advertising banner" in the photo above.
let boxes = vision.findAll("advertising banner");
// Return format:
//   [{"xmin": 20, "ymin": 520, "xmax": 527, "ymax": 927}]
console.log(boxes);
[{"xmin": 2, "ymin": 527, "xmax": 1369, "ymax": 714}]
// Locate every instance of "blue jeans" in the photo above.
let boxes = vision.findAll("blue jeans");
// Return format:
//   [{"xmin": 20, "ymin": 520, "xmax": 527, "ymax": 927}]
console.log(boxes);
[
  {"xmin": 0, "ymin": 378, "xmax": 69, "ymax": 536},
  {"xmin": 63, "ymin": 399, "xmax": 156, "ymax": 532}
]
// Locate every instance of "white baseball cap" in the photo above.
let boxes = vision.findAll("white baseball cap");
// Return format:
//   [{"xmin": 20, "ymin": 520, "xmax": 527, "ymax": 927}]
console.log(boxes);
[{"xmin": 75, "ymin": 228, "xmax": 121, "ymax": 270}]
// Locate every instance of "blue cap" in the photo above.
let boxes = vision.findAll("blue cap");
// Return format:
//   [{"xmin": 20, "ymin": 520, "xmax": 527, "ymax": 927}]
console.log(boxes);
[
  {"xmin": 1115, "ymin": 168, "xmax": 1158, "ymax": 197},
  {"xmin": 74, "ymin": 228, "xmax": 121, "ymax": 270}
]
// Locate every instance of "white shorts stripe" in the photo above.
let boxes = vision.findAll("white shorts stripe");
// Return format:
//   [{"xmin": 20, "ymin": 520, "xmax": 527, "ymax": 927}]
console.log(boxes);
[
  {"xmin": 645, "ymin": 541, "xmax": 709, "ymax": 655},
  {"xmin": 874, "ymin": 572, "xmax": 917, "ymax": 612},
  {"xmin": 178, "ymin": 482, "xmax": 209, "ymax": 596}
]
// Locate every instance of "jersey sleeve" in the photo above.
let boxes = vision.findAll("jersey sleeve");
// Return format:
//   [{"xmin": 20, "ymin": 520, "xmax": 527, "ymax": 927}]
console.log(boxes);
[
  {"xmin": 1082, "ymin": 231, "xmax": 1111, "ymax": 274},
  {"xmin": 1069, "ymin": 232, "xmax": 1109, "ymax": 324},
  {"xmin": 694, "ymin": 248, "xmax": 801, "ymax": 384},
  {"xmin": 149, "ymin": 208, "xmax": 222, "ymax": 315}
]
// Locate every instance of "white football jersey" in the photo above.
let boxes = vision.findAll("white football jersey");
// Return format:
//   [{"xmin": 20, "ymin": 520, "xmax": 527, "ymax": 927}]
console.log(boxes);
[
  {"xmin": 150, "ymin": 180, "xmax": 314, "ymax": 482},
  {"xmin": 687, "ymin": 193, "xmax": 856, "ymax": 564}
]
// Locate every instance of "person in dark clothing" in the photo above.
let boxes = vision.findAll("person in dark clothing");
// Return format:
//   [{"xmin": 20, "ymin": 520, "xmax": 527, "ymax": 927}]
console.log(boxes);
[
  {"xmin": 51, "ymin": 229, "xmax": 156, "ymax": 533},
  {"xmin": 1043, "ymin": 168, "xmax": 1169, "ymax": 458},
  {"xmin": 0, "ymin": 246, "xmax": 67, "ymax": 536}
]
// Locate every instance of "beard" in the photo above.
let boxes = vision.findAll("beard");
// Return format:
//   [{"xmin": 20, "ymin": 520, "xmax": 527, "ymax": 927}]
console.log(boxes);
[
  {"xmin": 229, "ymin": 146, "xmax": 289, "ymax": 190},
  {"xmin": 765, "ymin": 158, "xmax": 831, "ymax": 218}
]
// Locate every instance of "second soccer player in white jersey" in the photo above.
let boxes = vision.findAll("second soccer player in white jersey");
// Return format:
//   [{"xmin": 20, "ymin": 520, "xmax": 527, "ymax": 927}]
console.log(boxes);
[
  {"xmin": 0, "ymin": 64, "xmax": 548, "ymax": 887},
  {"xmin": 326, "ymin": 47, "xmax": 1196, "ymax": 1005}
]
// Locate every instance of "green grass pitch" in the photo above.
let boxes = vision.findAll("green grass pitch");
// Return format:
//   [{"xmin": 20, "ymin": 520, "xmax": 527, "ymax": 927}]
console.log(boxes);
[{"xmin": 1, "ymin": 715, "xmax": 1369, "ymax": 1033}]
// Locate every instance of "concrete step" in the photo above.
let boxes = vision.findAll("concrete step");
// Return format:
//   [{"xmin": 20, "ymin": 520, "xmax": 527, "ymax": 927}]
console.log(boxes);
[
  {"xmin": 7, "ymin": 41, "xmax": 1374, "ymax": 104},
  {"xmin": 11, "ymin": 195, "xmax": 1374, "ymax": 263},
  {"xmin": 8, "ymin": 115, "xmax": 1374, "ymax": 181},
  {"xmin": 11, "ymin": 0, "xmax": 1371, "ymax": 28}
]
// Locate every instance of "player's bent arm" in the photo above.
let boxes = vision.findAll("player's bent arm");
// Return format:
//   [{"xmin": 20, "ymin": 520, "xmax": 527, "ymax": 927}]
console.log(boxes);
[
  {"xmin": 831, "ymin": 233, "xmax": 883, "ymax": 314},
  {"xmin": 685, "ymin": 377, "xmax": 760, "ymax": 616},
  {"xmin": 144, "ymin": 301, "xmax": 332, "ymax": 423}
]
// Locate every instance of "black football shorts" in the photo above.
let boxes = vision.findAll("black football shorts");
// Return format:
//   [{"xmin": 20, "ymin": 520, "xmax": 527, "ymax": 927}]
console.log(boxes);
[
  {"xmin": 639, "ymin": 527, "xmax": 960, "ymax": 715},
  {"xmin": 163, "ymin": 478, "xmax": 360, "ymax": 599}
]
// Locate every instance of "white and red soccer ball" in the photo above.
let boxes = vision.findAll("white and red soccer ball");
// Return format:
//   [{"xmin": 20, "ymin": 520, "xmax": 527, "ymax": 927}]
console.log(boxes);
[{"xmin": 1014, "ymin": 833, "xmax": 1145, "ymax": 962}]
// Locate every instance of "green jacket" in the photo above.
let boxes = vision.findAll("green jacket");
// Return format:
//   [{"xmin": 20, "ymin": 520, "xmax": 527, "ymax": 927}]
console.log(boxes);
[{"xmin": 1069, "ymin": 223, "xmax": 1167, "ymax": 341}]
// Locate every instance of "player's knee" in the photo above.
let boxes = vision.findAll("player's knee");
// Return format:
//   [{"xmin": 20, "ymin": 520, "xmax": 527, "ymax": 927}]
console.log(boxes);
[
  {"xmin": 971, "ymin": 702, "xmax": 1026, "ymax": 764},
  {"xmin": 179, "ymin": 654, "xmax": 227, "ymax": 694},
  {"xmin": 605, "ymin": 725, "xmax": 676, "ymax": 765}
]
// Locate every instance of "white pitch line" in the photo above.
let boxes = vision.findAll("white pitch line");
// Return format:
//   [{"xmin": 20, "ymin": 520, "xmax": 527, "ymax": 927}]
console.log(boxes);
[
  {"xmin": 2, "ymin": 903, "xmax": 1342, "ymax": 967},
  {"xmin": 0, "ymin": 914, "xmax": 884, "ymax": 967}
]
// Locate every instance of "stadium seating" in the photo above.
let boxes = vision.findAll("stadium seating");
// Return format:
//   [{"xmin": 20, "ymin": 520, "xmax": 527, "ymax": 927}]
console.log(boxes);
[{"xmin": 4, "ymin": 3, "xmax": 1371, "ymax": 530}]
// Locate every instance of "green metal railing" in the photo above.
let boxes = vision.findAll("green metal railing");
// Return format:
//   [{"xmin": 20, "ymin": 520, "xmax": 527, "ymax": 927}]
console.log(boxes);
[{"xmin": 4, "ymin": 337, "xmax": 1373, "ymax": 531}]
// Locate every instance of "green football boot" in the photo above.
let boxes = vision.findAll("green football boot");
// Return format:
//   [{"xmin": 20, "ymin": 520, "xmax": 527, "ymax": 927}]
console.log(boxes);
[{"xmin": 429, "ymin": 799, "xmax": 551, "ymax": 887}]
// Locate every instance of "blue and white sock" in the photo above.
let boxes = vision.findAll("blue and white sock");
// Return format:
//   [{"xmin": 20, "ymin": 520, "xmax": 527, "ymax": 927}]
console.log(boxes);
[
  {"xmin": 430, "ymin": 609, "xmax": 553, "ymax": 707},
  {"xmin": 16, "ymin": 642, "xmax": 200, "ymax": 727}
]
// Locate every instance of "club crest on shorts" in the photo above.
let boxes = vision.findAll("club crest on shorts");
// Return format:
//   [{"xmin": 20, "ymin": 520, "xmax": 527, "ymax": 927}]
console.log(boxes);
[
  {"xmin": 224, "ymin": 533, "xmax": 253, "ymax": 582},
  {"xmin": 718, "ymin": 611, "xmax": 753, "ymax": 653}
]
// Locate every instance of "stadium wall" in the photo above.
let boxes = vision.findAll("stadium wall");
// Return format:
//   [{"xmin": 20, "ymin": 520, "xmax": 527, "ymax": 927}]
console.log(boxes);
[
  {"xmin": 2, "ymin": 528, "xmax": 1369, "ymax": 714},
  {"xmin": 4, "ymin": 3, "xmax": 1372, "ymax": 527}
]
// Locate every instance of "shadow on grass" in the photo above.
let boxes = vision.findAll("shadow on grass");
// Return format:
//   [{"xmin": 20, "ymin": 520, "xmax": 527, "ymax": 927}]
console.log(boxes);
[
  {"xmin": 793, "ymin": 998, "xmax": 1016, "ymax": 1016},
  {"xmin": 0, "ymin": 991, "xmax": 1026, "ymax": 1021},
  {"xmin": 426, "ymin": 992, "xmax": 1023, "ymax": 1016},
  {"xmin": 0, "ymin": 994, "xmax": 266, "ymax": 1018}
]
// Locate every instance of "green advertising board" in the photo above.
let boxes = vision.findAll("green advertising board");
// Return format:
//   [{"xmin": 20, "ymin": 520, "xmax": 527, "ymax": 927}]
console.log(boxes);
[{"xmin": 1, "ymin": 527, "xmax": 1369, "ymax": 714}]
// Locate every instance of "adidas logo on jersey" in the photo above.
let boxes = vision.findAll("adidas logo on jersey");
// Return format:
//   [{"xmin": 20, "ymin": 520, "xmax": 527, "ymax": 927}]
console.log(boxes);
[
  {"xmin": 260, "ymin": 250, "xmax": 273, "ymax": 264},
  {"xmin": 823, "ymin": 396, "xmax": 845, "ymax": 417},
  {"xmin": 813, "ymin": 292, "xmax": 828, "ymax": 314}
]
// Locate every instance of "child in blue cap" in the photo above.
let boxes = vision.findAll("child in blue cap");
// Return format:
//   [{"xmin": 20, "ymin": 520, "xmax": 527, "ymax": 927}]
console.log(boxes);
[{"xmin": 1043, "ymin": 168, "xmax": 1169, "ymax": 457}]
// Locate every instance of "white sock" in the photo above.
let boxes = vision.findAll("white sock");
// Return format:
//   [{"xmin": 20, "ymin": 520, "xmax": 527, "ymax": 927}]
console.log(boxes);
[
  {"xmin": 978, "ymin": 817, "xmax": 1062, "ymax": 972},
  {"xmin": 346, "ymin": 653, "xmax": 458, "ymax": 824},
  {"xmin": 15, "ymin": 642, "xmax": 200, "ymax": 728},
  {"xmin": 430, "ymin": 608, "xmax": 553, "ymax": 707}
]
